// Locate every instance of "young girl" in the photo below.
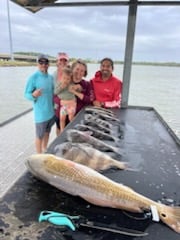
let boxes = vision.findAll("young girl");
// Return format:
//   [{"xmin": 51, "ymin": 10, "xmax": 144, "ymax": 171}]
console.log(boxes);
[
  {"xmin": 53, "ymin": 52, "xmax": 70, "ymax": 135},
  {"xmin": 54, "ymin": 67, "xmax": 77, "ymax": 133}
]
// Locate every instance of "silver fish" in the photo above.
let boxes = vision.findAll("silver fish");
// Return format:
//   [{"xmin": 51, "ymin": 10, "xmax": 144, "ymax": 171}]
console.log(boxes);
[
  {"xmin": 85, "ymin": 106, "xmax": 114, "ymax": 115},
  {"xmin": 84, "ymin": 114, "xmax": 113, "ymax": 129},
  {"xmin": 66, "ymin": 129, "xmax": 121, "ymax": 155},
  {"xmin": 83, "ymin": 119, "xmax": 112, "ymax": 134},
  {"xmin": 55, "ymin": 142, "xmax": 127, "ymax": 170},
  {"xmin": 96, "ymin": 112, "xmax": 121, "ymax": 123},
  {"xmin": 26, "ymin": 154, "xmax": 180, "ymax": 234},
  {"xmin": 85, "ymin": 107, "xmax": 120, "ymax": 122},
  {"xmin": 85, "ymin": 106, "xmax": 115, "ymax": 117},
  {"xmin": 75, "ymin": 124, "xmax": 119, "ymax": 142}
]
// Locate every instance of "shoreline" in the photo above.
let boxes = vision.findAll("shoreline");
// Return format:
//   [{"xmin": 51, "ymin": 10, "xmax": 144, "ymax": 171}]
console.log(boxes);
[
  {"xmin": 0, "ymin": 61, "xmax": 57, "ymax": 67},
  {"xmin": 0, "ymin": 60, "xmax": 180, "ymax": 67}
]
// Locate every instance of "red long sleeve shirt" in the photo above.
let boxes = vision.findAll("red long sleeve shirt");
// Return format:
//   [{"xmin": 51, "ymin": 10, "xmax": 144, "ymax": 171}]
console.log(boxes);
[{"xmin": 91, "ymin": 71, "xmax": 123, "ymax": 108}]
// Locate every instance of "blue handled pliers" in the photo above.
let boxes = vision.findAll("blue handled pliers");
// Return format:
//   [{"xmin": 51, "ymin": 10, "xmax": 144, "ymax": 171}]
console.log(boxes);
[
  {"xmin": 39, "ymin": 211, "xmax": 79, "ymax": 231},
  {"xmin": 39, "ymin": 210, "xmax": 148, "ymax": 237}
]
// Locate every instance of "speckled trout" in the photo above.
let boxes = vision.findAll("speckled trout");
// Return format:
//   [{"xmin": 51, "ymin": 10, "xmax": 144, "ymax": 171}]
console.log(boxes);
[{"xmin": 26, "ymin": 154, "xmax": 180, "ymax": 233}]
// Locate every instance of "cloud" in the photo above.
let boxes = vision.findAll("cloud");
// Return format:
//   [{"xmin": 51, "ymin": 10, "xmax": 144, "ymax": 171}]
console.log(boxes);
[{"xmin": 1, "ymin": 0, "xmax": 180, "ymax": 62}]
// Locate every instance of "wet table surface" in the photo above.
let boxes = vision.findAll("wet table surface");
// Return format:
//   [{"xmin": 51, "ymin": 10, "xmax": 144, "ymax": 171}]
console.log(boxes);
[{"xmin": 0, "ymin": 107, "xmax": 180, "ymax": 240}]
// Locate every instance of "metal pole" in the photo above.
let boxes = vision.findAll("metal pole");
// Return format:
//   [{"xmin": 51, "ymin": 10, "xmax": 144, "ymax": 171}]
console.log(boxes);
[
  {"xmin": 121, "ymin": 0, "xmax": 137, "ymax": 108},
  {"xmin": 6, "ymin": 0, "xmax": 14, "ymax": 61}
]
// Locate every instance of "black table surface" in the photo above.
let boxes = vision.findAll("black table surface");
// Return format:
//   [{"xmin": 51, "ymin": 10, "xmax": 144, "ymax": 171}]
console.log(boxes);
[{"xmin": 0, "ymin": 107, "xmax": 179, "ymax": 240}]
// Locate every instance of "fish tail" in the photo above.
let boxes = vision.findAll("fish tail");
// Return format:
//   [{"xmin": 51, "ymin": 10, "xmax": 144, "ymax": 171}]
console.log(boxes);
[
  {"xmin": 115, "ymin": 161, "xmax": 129, "ymax": 170},
  {"xmin": 157, "ymin": 203, "xmax": 180, "ymax": 233},
  {"xmin": 113, "ymin": 147, "xmax": 124, "ymax": 158}
]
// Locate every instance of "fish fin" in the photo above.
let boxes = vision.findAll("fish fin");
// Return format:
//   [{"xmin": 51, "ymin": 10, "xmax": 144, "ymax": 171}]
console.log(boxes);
[
  {"xmin": 115, "ymin": 161, "xmax": 129, "ymax": 170},
  {"xmin": 84, "ymin": 131, "xmax": 93, "ymax": 136},
  {"xmin": 125, "ymin": 164, "xmax": 139, "ymax": 172},
  {"xmin": 101, "ymin": 161, "xmax": 129, "ymax": 171},
  {"xmin": 113, "ymin": 147, "xmax": 122, "ymax": 156},
  {"xmin": 74, "ymin": 144, "xmax": 93, "ymax": 159},
  {"xmin": 158, "ymin": 204, "xmax": 180, "ymax": 233}
]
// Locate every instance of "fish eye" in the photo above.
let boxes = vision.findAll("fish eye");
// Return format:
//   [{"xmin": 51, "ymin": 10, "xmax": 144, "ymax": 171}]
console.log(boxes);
[{"xmin": 161, "ymin": 213, "xmax": 166, "ymax": 218}]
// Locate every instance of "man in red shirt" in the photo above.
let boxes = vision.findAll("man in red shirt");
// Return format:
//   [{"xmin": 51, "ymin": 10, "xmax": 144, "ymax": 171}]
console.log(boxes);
[{"xmin": 91, "ymin": 58, "xmax": 122, "ymax": 108}]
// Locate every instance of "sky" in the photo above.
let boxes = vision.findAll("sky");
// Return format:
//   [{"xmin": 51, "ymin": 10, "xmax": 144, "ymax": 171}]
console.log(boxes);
[{"xmin": 1, "ymin": 0, "xmax": 180, "ymax": 62}]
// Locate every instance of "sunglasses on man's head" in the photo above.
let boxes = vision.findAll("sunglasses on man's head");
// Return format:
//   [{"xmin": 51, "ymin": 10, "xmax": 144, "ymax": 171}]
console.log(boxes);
[{"xmin": 38, "ymin": 60, "xmax": 49, "ymax": 65}]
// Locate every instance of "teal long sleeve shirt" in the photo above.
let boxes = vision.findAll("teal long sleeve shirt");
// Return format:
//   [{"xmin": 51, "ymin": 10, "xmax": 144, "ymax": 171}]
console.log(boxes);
[{"xmin": 24, "ymin": 70, "xmax": 54, "ymax": 123}]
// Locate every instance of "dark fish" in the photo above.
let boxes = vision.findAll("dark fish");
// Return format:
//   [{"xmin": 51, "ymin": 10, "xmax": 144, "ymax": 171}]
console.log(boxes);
[
  {"xmin": 96, "ymin": 112, "xmax": 121, "ymax": 123},
  {"xmin": 75, "ymin": 124, "xmax": 119, "ymax": 142},
  {"xmin": 84, "ymin": 114, "xmax": 113, "ymax": 129},
  {"xmin": 66, "ymin": 129, "xmax": 121, "ymax": 155},
  {"xmin": 83, "ymin": 119, "xmax": 111, "ymax": 134},
  {"xmin": 85, "ymin": 106, "xmax": 115, "ymax": 117},
  {"xmin": 54, "ymin": 142, "xmax": 127, "ymax": 171}
]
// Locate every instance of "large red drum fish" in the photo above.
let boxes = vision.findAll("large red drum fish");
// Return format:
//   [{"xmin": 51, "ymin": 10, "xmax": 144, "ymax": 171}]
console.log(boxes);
[{"xmin": 26, "ymin": 154, "xmax": 180, "ymax": 234}]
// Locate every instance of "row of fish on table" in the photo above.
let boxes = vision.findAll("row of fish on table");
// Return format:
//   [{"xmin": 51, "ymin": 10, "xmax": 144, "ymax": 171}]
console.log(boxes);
[
  {"xmin": 55, "ymin": 106, "xmax": 125, "ymax": 170},
  {"xmin": 26, "ymin": 106, "xmax": 180, "ymax": 234}
]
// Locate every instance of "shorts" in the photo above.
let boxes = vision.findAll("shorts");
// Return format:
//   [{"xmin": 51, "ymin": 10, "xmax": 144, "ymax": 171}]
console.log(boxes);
[
  {"xmin": 35, "ymin": 116, "xmax": 55, "ymax": 139},
  {"xmin": 60, "ymin": 99, "xmax": 76, "ymax": 116}
]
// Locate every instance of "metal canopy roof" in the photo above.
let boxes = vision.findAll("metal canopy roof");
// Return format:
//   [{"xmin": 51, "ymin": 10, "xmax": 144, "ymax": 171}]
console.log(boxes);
[{"xmin": 10, "ymin": 1, "xmax": 180, "ymax": 13}]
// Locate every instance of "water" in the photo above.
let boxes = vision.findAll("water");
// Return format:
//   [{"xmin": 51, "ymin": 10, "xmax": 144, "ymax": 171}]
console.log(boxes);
[{"xmin": 0, "ymin": 64, "xmax": 180, "ymax": 138}]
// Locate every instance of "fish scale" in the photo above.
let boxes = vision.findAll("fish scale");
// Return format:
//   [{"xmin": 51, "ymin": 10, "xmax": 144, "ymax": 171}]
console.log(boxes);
[
  {"xmin": 54, "ymin": 142, "xmax": 127, "ymax": 171},
  {"xmin": 26, "ymin": 154, "xmax": 180, "ymax": 234},
  {"xmin": 45, "ymin": 157, "xmax": 156, "ymax": 210}
]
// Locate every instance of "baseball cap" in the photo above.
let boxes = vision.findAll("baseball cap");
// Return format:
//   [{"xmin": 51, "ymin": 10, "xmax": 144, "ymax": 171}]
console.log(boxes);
[
  {"xmin": 57, "ymin": 52, "xmax": 69, "ymax": 61},
  {"xmin": 37, "ymin": 54, "xmax": 49, "ymax": 62}
]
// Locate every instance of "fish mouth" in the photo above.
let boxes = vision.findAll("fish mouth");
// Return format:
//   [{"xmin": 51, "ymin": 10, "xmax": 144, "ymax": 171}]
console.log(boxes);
[
  {"xmin": 25, "ymin": 154, "xmax": 50, "ymax": 183},
  {"xmin": 25, "ymin": 154, "xmax": 42, "ymax": 176}
]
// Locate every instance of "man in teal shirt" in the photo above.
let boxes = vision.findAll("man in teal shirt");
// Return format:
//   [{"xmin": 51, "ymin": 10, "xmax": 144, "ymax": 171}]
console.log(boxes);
[{"xmin": 24, "ymin": 54, "xmax": 55, "ymax": 153}]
